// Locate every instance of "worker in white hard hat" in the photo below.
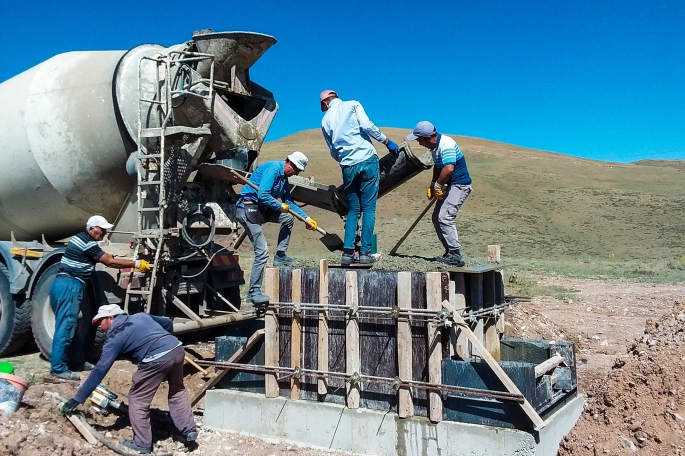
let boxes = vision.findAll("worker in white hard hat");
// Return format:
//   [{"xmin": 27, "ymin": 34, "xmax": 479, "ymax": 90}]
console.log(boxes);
[
  {"xmin": 320, "ymin": 89, "xmax": 400, "ymax": 265},
  {"xmin": 235, "ymin": 152, "xmax": 318, "ymax": 307},
  {"xmin": 49, "ymin": 215, "xmax": 152, "ymax": 381}
]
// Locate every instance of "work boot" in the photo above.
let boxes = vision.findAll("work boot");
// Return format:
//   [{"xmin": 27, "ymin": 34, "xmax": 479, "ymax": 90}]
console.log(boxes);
[
  {"xmin": 72, "ymin": 362, "xmax": 94, "ymax": 372},
  {"xmin": 273, "ymin": 252, "xmax": 296, "ymax": 267},
  {"xmin": 436, "ymin": 251, "xmax": 465, "ymax": 267},
  {"xmin": 358, "ymin": 252, "xmax": 379, "ymax": 265},
  {"xmin": 246, "ymin": 291, "xmax": 270, "ymax": 305},
  {"xmin": 184, "ymin": 430, "xmax": 198, "ymax": 442},
  {"xmin": 50, "ymin": 370, "xmax": 80, "ymax": 381},
  {"xmin": 341, "ymin": 251, "xmax": 359, "ymax": 266},
  {"xmin": 119, "ymin": 438, "xmax": 151, "ymax": 454}
]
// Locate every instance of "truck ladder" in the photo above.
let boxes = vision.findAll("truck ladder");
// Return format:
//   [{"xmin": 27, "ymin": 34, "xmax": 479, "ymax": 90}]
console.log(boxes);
[{"xmin": 128, "ymin": 51, "xmax": 215, "ymax": 311}]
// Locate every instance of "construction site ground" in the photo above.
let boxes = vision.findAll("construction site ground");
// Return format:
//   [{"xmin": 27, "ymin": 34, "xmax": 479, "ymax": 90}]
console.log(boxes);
[{"xmin": 1, "ymin": 269, "xmax": 684, "ymax": 456}]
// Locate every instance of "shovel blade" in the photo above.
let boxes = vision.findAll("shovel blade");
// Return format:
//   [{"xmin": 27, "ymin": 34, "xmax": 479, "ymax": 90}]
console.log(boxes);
[{"xmin": 320, "ymin": 233, "xmax": 344, "ymax": 252}]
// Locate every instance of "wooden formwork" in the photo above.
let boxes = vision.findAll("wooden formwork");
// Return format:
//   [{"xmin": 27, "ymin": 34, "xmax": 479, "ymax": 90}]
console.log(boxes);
[{"xmin": 204, "ymin": 259, "xmax": 577, "ymax": 431}]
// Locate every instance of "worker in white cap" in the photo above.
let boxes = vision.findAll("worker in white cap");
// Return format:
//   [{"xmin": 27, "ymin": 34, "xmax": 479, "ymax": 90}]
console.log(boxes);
[
  {"xmin": 235, "ymin": 152, "xmax": 318, "ymax": 308},
  {"xmin": 319, "ymin": 90, "xmax": 399, "ymax": 265},
  {"xmin": 49, "ymin": 215, "xmax": 151, "ymax": 381},
  {"xmin": 406, "ymin": 121, "xmax": 472, "ymax": 267},
  {"xmin": 61, "ymin": 304, "xmax": 197, "ymax": 453}
]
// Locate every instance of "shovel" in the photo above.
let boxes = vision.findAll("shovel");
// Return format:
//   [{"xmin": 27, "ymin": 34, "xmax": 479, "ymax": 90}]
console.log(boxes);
[
  {"xmin": 389, "ymin": 198, "xmax": 436, "ymax": 256},
  {"xmin": 223, "ymin": 167, "xmax": 344, "ymax": 252}
]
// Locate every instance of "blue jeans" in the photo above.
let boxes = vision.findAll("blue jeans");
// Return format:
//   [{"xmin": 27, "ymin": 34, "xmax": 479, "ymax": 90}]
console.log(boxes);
[
  {"xmin": 341, "ymin": 155, "xmax": 379, "ymax": 253},
  {"xmin": 49, "ymin": 276, "xmax": 85, "ymax": 373}
]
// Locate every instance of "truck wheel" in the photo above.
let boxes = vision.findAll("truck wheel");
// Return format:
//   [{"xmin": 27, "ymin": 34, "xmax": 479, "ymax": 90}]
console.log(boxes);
[
  {"xmin": 30, "ymin": 263, "xmax": 102, "ymax": 361},
  {"xmin": 0, "ymin": 264, "xmax": 32, "ymax": 356}
]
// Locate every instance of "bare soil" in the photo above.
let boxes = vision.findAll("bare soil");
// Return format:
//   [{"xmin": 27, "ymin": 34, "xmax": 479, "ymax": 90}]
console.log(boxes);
[{"xmin": 1, "ymin": 276, "xmax": 684, "ymax": 456}]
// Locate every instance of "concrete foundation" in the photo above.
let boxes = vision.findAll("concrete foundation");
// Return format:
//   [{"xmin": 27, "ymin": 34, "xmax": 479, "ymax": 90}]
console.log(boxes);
[{"xmin": 204, "ymin": 390, "xmax": 584, "ymax": 456}]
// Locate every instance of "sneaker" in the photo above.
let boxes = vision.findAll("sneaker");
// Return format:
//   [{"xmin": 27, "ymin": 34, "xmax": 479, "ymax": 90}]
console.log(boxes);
[
  {"xmin": 341, "ymin": 251, "xmax": 359, "ymax": 266},
  {"xmin": 246, "ymin": 291, "xmax": 270, "ymax": 305},
  {"xmin": 50, "ymin": 370, "xmax": 80, "ymax": 381},
  {"xmin": 72, "ymin": 362, "xmax": 94, "ymax": 372},
  {"xmin": 119, "ymin": 438, "xmax": 151, "ymax": 454},
  {"xmin": 273, "ymin": 254, "xmax": 296, "ymax": 267},
  {"xmin": 358, "ymin": 252, "xmax": 379, "ymax": 265},
  {"xmin": 184, "ymin": 430, "xmax": 198, "ymax": 442},
  {"xmin": 436, "ymin": 251, "xmax": 465, "ymax": 267}
]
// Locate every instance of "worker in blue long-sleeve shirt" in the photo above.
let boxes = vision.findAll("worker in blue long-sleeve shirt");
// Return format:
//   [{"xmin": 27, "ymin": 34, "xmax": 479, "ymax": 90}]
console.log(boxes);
[
  {"xmin": 236, "ymin": 152, "xmax": 318, "ymax": 305},
  {"xmin": 61, "ymin": 304, "xmax": 197, "ymax": 454}
]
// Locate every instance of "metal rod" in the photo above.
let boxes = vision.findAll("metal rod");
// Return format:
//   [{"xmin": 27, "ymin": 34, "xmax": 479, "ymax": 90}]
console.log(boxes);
[{"xmin": 194, "ymin": 361, "xmax": 524, "ymax": 404}]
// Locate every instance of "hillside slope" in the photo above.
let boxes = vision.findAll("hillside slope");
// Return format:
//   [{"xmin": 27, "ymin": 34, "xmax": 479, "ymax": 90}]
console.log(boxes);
[{"xmin": 259, "ymin": 128, "xmax": 685, "ymax": 263}]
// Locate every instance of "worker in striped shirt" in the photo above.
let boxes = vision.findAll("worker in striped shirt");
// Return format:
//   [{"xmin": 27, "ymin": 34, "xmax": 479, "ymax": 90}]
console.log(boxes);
[
  {"xmin": 49, "ymin": 215, "xmax": 150, "ymax": 381},
  {"xmin": 407, "ymin": 121, "xmax": 472, "ymax": 267}
]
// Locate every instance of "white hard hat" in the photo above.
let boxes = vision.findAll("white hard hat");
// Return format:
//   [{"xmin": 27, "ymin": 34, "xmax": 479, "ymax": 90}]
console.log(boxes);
[
  {"xmin": 287, "ymin": 151, "xmax": 308, "ymax": 171},
  {"xmin": 86, "ymin": 215, "xmax": 114, "ymax": 230}
]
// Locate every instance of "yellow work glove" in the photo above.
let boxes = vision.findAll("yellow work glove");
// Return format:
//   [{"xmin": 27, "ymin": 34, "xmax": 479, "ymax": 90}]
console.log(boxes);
[
  {"xmin": 281, "ymin": 203, "xmax": 290, "ymax": 213},
  {"xmin": 135, "ymin": 259, "xmax": 151, "ymax": 272},
  {"xmin": 435, "ymin": 187, "xmax": 446, "ymax": 200},
  {"xmin": 305, "ymin": 217, "xmax": 318, "ymax": 231},
  {"xmin": 427, "ymin": 186, "xmax": 434, "ymax": 200}
]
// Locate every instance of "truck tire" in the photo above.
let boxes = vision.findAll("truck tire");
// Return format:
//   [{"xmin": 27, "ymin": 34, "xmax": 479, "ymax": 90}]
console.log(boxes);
[
  {"xmin": 30, "ymin": 263, "xmax": 103, "ymax": 361},
  {"xmin": 0, "ymin": 264, "xmax": 32, "ymax": 356}
]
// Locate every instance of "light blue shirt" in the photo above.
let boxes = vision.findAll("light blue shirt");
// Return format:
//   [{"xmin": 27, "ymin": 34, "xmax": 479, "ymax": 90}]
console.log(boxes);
[
  {"xmin": 237, "ymin": 161, "xmax": 308, "ymax": 219},
  {"xmin": 321, "ymin": 98, "xmax": 387, "ymax": 167}
]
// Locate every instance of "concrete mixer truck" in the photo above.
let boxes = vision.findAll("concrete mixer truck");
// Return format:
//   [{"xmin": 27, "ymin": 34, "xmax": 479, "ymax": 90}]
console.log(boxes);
[{"xmin": 0, "ymin": 29, "xmax": 433, "ymax": 359}]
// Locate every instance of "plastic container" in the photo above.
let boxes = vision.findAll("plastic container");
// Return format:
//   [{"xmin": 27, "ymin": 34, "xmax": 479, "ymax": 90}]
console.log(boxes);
[
  {"xmin": 0, "ymin": 362, "xmax": 14, "ymax": 374},
  {"xmin": 0, "ymin": 373, "xmax": 28, "ymax": 417}
]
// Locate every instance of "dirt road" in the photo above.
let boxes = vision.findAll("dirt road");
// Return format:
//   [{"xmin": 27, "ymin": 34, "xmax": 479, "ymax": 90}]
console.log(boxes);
[{"xmin": 1, "ymin": 277, "xmax": 683, "ymax": 456}]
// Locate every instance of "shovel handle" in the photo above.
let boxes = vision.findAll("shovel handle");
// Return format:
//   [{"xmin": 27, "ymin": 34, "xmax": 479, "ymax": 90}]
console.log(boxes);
[
  {"xmin": 389, "ymin": 198, "xmax": 437, "ymax": 255},
  {"xmin": 228, "ymin": 169, "xmax": 326, "ymax": 235}
]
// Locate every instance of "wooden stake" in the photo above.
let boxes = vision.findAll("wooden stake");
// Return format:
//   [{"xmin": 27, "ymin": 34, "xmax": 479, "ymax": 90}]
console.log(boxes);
[
  {"xmin": 396, "ymin": 271, "xmax": 414, "ymax": 418},
  {"xmin": 264, "ymin": 267, "xmax": 280, "ymax": 398},
  {"xmin": 448, "ymin": 301, "xmax": 544, "ymax": 429},
  {"xmin": 190, "ymin": 329, "xmax": 265, "ymax": 406},
  {"xmin": 345, "ymin": 270, "xmax": 360, "ymax": 409},
  {"xmin": 318, "ymin": 259, "xmax": 329, "ymax": 395},
  {"xmin": 426, "ymin": 271, "xmax": 444, "ymax": 423},
  {"xmin": 184, "ymin": 352, "xmax": 209, "ymax": 376},
  {"xmin": 487, "ymin": 245, "xmax": 501, "ymax": 263},
  {"xmin": 291, "ymin": 269, "xmax": 302, "ymax": 400},
  {"xmin": 484, "ymin": 317, "xmax": 500, "ymax": 360}
]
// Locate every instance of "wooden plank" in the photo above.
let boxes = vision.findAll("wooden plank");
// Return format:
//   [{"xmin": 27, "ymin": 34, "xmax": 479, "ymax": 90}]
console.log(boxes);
[
  {"xmin": 426, "ymin": 271, "xmax": 444, "ymax": 423},
  {"xmin": 452, "ymin": 291, "xmax": 469, "ymax": 360},
  {"xmin": 448, "ymin": 301, "xmax": 544, "ymax": 429},
  {"xmin": 396, "ymin": 271, "xmax": 414, "ymax": 418},
  {"xmin": 190, "ymin": 329, "xmax": 265, "ymax": 406},
  {"xmin": 345, "ymin": 270, "xmax": 360, "ymax": 409},
  {"xmin": 487, "ymin": 245, "xmax": 501, "ymax": 263},
  {"xmin": 318, "ymin": 259, "xmax": 329, "ymax": 395},
  {"xmin": 264, "ymin": 267, "xmax": 280, "ymax": 398},
  {"xmin": 66, "ymin": 414, "xmax": 99, "ymax": 445},
  {"xmin": 291, "ymin": 269, "xmax": 302, "ymax": 400}
]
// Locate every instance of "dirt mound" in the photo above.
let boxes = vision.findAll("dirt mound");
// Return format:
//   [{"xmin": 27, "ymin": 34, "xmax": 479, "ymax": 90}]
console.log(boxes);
[{"xmin": 558, "ymin": 301, "xmax": 685, "ymax": 455}]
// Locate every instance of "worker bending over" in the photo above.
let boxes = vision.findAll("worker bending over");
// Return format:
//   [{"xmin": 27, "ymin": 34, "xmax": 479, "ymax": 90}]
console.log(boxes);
[
  {"xmin": 236, "ymin": 152, "xmax": 318, "ymax": 305},
  {"xmin": 61, "ymin": 304, "xmax": 197, "ymax": 454},
  {"xmin": 406, "ymin": 121, "xmax": 472, "ymax": 267},
  {"xmin": 320, "ymin": 89, "xmax": 400, "ymax": 265},
  {"xmin": 50, "ymin": 215, "xmax": 150, "ymax": 381}
]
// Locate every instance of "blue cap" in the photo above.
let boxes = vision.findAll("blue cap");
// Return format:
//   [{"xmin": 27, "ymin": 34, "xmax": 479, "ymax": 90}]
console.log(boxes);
[{"xmin": 406, "ymin": 121, "xmax": 437, "ymax": 140}]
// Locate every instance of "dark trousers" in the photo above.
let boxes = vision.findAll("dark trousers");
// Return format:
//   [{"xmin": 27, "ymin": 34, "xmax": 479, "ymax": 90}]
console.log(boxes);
[{"xmin": 128, "ymin": 346, "xmax": 196, "ymax": 448}]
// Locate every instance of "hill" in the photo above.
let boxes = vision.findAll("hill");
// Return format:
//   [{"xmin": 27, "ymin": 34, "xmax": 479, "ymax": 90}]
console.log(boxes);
[{"xmin": 259, "ymin": 128, "xmax": 685, "ymax": 280}]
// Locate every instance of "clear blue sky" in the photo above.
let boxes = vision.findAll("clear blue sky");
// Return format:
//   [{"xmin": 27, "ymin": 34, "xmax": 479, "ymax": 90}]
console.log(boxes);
[{"xmin": 2, "ymin": 1, "xmax": 684, "ymax": 162}]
